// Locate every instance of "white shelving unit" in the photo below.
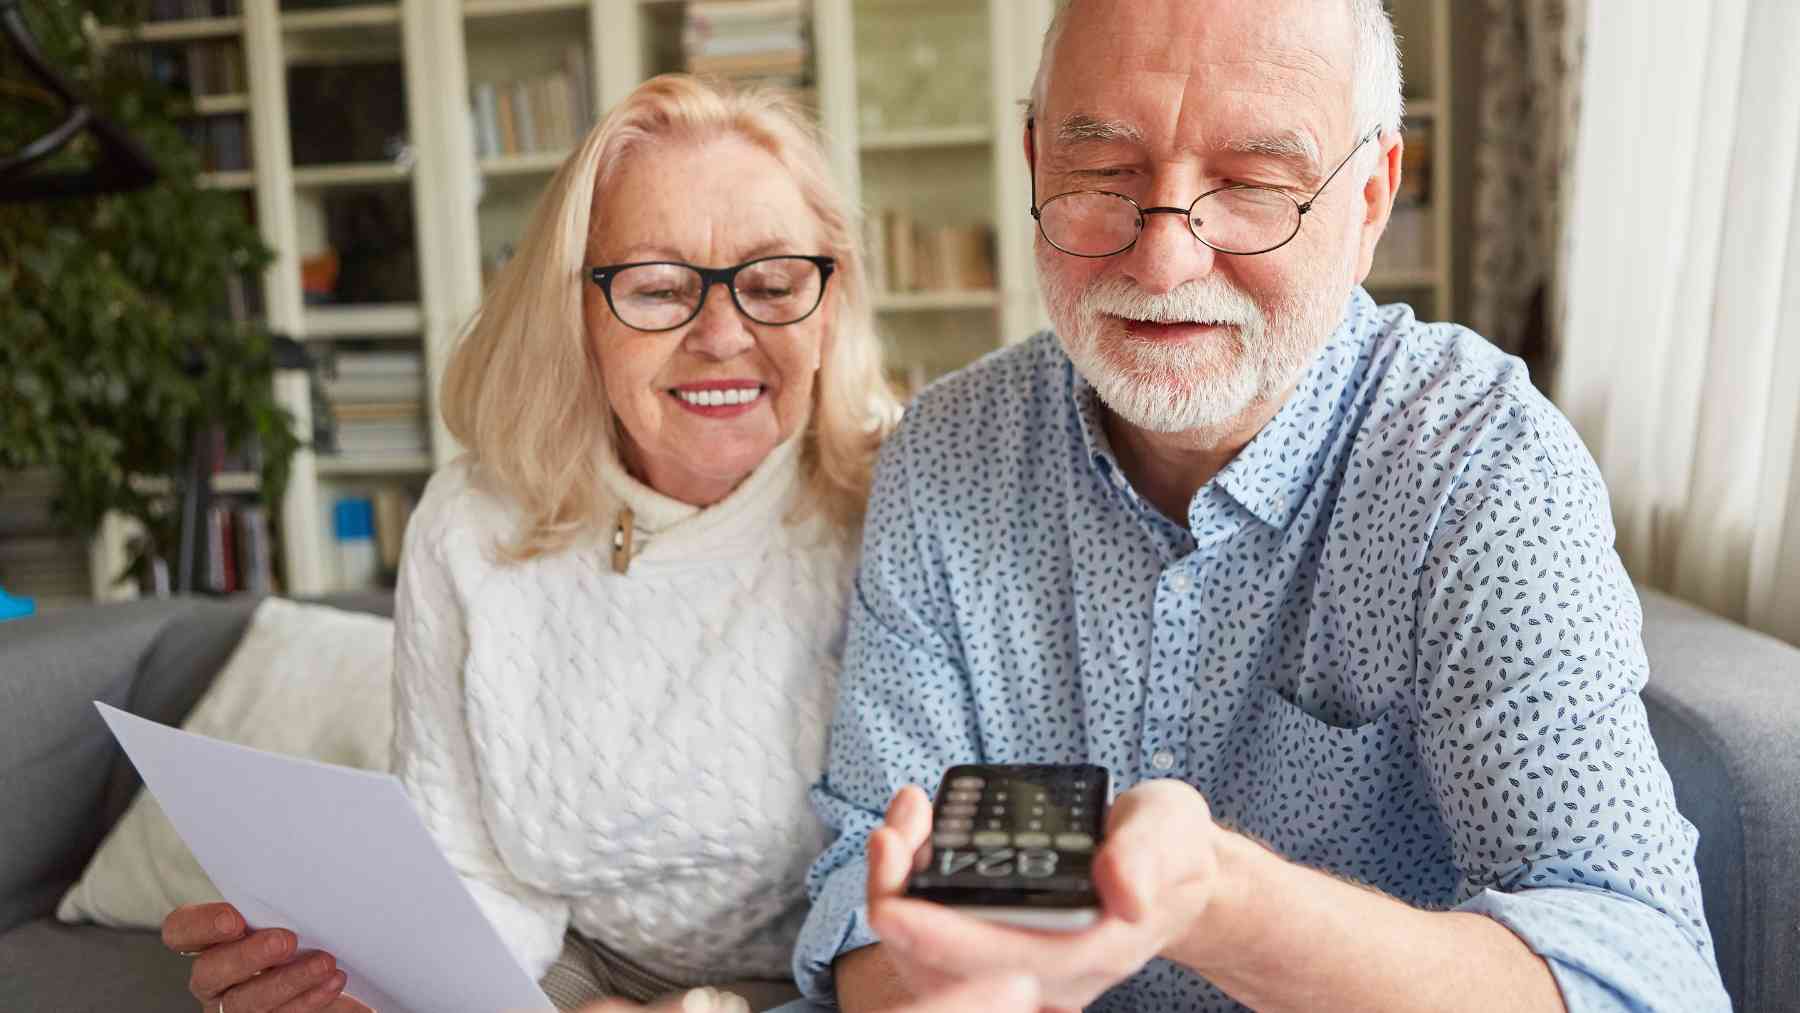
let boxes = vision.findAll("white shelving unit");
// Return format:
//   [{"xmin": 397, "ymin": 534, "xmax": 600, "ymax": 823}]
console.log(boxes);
[
  {"xmin": 1369, "ymin": 0, "xmax": 1454, "ymax": 319},
  {"xmin": 85, "ymin": 0, "xmax": 1229, "ymax": 598}
]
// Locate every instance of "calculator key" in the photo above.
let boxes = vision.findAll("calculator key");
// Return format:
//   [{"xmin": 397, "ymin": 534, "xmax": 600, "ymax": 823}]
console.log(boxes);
[
  {"xmin": 973, "ymin": 831, "xmax": 1012, "ymax": 849},
  {"xmin": 933, "ymin": 830, "xmax": 972, "ymax": 848},
  {"xmin": 951, "ymin": 776, "xmax": 985, "ymax": 790},
  {"xmin": 1013, "ymin": 831, "xmax": 1052, "ymax": 848},
  {"xmin": 946, "ymin": 789, "xmax": 982, "ymax": 804},
  {"xmin": 1055, "ymin": 832, "xmax": 1095, "ymax": 852},
  {"xmin": 939, "ymin": 817, "xmax": 974, "ymax": 831},
  {"xmin": 941, "ymin": 803, "xmax": 977, "ymax": 817}
]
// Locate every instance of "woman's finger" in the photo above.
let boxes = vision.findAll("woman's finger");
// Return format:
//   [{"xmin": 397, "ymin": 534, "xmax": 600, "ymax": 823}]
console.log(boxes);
[
  {"xmin": 265, "ymin": 961, "xmax": 352, "ymax": 1012},
  {"xmin": 188, "ymin": 928, "xmax": 302, "ymax": 1001},
  {"xmin": 222, "ymin": 949, "xmax": 343, "ymax": 1012},
  {"xmin": 161, "ymin": 902, "xmax": 246, "ymax": 954}
]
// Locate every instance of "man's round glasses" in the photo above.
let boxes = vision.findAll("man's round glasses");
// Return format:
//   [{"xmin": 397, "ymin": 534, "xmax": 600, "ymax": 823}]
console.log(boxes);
[
  {"xmin": 1029, "ymin": 126, "xmax": 1380, "ymax": 258},
  {"xmin": 587, "ymin": 255, "xmax": 836, "ymax": 333}
]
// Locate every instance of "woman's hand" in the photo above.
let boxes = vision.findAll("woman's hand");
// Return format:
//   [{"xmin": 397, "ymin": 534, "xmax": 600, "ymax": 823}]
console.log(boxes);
[{"xmin": 161, "ymin": 902, "xmax": 367, "ymax": 1012}]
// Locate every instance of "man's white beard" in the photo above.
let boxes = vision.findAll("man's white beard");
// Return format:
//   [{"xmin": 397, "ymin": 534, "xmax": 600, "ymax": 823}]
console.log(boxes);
[{"xmin": 1042, "ymin": 258, "xmax": 1339, "ymax": 435}]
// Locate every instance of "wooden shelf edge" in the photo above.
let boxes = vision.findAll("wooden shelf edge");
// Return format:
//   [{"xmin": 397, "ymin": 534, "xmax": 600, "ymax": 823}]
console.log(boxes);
[
  {"xmin": 280, "ymin": 4, "xmax": 402, "ymax": 32},
  {"xmin": 95, "ymin": 16, "xmax": 244, "ymax": 45},
  {"xmin": 314, "ymin": 455, "xmax": 434, "ymax": 477},
  {"xmin": 197, "ymin": 170, "xmax": 256, "ymax": 190},
  {"xmin": 463, "ymin": 0, "xmax": 587, "ymax": 18},
  {"xmin": 478, "ymin": 150, "xmax": 569, "ymax": 177},
  {"xmin": 875, "ymin": 290, "xmax": 1000, "ymax": 312},
  {"xmin": 291, "ymin": 162, "xmax": 413, "ymax": 187},
  {"xmin": 193, "ymin": 92, "xmax": 251, "ymax": 116},
  {"xmin": 859, "ymin": 125, "xmax": 992, "ymax": 152},
  {"xmin": 302, "ymin": 304, "xmax": 424, "ymax": 338}
]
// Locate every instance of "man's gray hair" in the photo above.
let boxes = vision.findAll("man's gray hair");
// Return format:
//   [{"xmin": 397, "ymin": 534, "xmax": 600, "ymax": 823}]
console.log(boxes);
[{"xmin": 1028, "ymin": 0, "xmax": 1405, "ymax": 141}]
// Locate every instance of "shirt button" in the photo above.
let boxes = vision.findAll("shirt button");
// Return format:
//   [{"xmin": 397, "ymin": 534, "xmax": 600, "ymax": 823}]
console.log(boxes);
[
  {"xmin": 1151, "ymin": 749, "xmax": 1176, "ymax": 771},
  {"xmin": 1168, "ymin": 572, "xmax": 1192, "ymax": 593}
]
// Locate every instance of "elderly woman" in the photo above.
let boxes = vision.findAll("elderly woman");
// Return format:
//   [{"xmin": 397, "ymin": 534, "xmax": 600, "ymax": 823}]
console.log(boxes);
[{"xmin": 159, "ymin": 74, "xmax": 899, "ymax": 1013}]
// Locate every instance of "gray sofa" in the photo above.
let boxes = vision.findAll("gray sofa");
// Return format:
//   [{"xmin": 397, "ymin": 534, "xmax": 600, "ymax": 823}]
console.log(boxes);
[{"xmin": 3, "ymin": 589, "xmax": 1798, "ymax": 1012}]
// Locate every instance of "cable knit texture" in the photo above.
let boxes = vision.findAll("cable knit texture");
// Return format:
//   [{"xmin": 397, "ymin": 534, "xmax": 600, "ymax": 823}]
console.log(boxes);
[{"xmin": 392, "ymin": 437, "xmax": 853, "ymax": 985}]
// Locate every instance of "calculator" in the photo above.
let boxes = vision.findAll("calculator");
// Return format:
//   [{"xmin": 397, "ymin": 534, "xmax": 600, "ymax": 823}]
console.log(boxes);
[{"xmin": 903, "ymin": 763, "xmax": 1111, "ymax": 930}]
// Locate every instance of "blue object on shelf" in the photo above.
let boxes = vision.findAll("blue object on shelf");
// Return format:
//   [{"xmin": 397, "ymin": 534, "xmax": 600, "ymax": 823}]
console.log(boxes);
[
  {"xmin": 0, "ymin": 585, "xmax": 36, "ymax": 622},
  {"xmin": 333, "ymin": 498, "xmax": 374, "ymax": 541}
]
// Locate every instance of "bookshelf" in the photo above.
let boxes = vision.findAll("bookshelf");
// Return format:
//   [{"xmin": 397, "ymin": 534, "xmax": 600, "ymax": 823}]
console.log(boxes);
[
  {"xmin": 77, "ymin": 0, "xmax": 1058, "ymax": 597},
  {"xmin": 1368, "ymin": 0, "xmax": 1454, "ymax": 321},
  {"xmin": 77, "ymin": 0, "xmax": 1455, "ymax": 600}
]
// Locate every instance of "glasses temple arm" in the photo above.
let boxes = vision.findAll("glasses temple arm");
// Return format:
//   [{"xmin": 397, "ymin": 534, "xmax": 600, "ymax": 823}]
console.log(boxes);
[{"xmin": 1298, "ymin": 126, "xmax": 1382, "ymax": 214}]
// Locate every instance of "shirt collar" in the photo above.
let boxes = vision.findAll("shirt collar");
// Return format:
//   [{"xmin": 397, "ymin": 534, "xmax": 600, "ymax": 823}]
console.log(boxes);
[{"xmin": 1063, "ymin": 287, "xmax": 1375, "ymax": 534}]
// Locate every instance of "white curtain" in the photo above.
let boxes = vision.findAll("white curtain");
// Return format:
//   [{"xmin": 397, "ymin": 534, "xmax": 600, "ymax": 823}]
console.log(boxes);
[{"xmin": 1555, "ymin": 0, "xmax": 1800, "ymax": 645}]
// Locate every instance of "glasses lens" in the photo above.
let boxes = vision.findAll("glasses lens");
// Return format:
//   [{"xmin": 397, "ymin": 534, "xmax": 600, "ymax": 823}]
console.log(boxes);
[
  {"xmin": 610, "ymin": 263, "xmax": 704, "ymax": 330},
  {"xmin": 1190, "ymin": 187, "xmax": 1300, "ymax": 254},
  {"xmin": 733, "ymin": 257, "xmax": 824, "ymax": 325},
  {"xmin": 1038, "ymin": 192, "xmax": 1141, "ymax": 256}
]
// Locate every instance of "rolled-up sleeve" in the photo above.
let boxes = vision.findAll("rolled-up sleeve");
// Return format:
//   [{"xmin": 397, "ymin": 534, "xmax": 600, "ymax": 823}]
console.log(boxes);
[
  {"xmin": 792, "ymin": 418, "xmax": 985, "ymax": 1005},
  {"xmin": 1414, "ymin": 405, "xmax": 1730, "ymax": 1010}
]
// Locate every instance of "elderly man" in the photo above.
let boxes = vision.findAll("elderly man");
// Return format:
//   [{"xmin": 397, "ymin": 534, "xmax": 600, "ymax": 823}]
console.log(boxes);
[{"xmin": 783, "ymin": 1, "xmax": 1731, "ymax": 1011}]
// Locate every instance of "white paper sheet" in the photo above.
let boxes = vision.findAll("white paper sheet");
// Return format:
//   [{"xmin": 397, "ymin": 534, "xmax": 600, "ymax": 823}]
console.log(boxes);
[{"xmin": 97, "ymin": 703, "xmax": 554, "ymax": 1013}]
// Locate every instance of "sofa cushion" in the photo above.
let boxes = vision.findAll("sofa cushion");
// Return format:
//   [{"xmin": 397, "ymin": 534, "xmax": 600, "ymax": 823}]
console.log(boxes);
[
  {"xmin": 0, "ymin": 919, "xmax": 192, "ymax": 1013},
  {"xmin": 58, "ymin": 597, "xmax": 396, "ymax": 930},
  {"xmin": 0, "ymin": 597, "xmax": 202, "ymax": 935}
]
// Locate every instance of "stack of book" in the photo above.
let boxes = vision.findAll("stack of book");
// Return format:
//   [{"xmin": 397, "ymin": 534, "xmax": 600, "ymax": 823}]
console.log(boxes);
[
  {"xmin": 683, "ymin": 0, "xmax": 812, "ymax": 94},
  {"xmin": 864, "ymin": 211, "xmax": 996, "ymax": 294},
  {"xmin": 470, "ymin": 46, "xmax": 593, "ymax": 159},
  {"xmin": 0, "ymin": 474, "xmax": 89, "ymax": 612},
  {"xmin": 318, "ymin": 350, "xmax": 429, "ymax": 462}
]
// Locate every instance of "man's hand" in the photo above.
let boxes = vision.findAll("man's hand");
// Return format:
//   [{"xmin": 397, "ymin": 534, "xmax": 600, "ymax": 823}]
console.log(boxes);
[{"xmin": 863, "ymin": 779, "xmax": 1236, "ymax": 1012}]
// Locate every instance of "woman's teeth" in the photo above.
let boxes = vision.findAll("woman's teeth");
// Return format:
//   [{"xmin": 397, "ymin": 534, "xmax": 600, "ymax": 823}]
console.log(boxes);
[{"xmin": 674, "ymin": 387, "xmax": 762, "ymax": 407}]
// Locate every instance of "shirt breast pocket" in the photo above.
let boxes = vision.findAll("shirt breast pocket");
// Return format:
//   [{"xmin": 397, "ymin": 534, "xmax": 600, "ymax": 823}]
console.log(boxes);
[{"xmin": 1217, "ymin": 689, "xmax": 1448, "ymax": 892}]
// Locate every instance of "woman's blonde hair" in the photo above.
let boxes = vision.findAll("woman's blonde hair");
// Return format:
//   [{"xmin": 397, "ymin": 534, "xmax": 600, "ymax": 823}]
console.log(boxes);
[{"xmin": 441, "ymin": 74, "xmax": 899, "ymax": 561}]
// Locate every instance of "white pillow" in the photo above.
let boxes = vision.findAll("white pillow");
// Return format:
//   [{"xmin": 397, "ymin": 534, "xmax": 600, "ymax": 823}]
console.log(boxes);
[{"xmin": 56, "ymin": 598, "xmax": 395, "ymax": 929}]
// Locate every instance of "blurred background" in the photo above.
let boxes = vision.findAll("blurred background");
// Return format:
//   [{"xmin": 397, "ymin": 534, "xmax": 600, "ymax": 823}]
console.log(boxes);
[{"xmin": 3, "ymin": 0, "xmax": 1796, "ymax": 652}]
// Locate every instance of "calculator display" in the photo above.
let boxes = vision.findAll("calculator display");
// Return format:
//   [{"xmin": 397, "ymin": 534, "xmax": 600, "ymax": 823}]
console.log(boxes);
[{"xmin": 906, "ymin": 763, "xmax": 1110, "ymax": 911}]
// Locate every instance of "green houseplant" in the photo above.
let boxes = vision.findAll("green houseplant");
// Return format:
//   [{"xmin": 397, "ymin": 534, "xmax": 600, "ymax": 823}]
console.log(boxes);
[{"xmin": 1, "ymin": 0, "xmax": 300, "ymax": 590}]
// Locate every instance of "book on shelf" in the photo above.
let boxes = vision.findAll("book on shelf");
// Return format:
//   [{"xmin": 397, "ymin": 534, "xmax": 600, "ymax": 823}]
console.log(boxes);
[
  {"xmin": 373, "ymin": 488, "xmax": 416, "ymax": 571},
  {"xmin": 470, "ymin": 47, "xmax": 593, "ymax": 159},
  {"xmin": 201, "ymin": 502, "xmax": 274, "ymax": 595},
  {"xmin": 866, "ymin": 210, "xmax": 996, "ymax": 295},
  {"xmin": 683, "ymin": 0, "xmax": 811, "ymax": 91},
  {"xmin": 1397, "ymin": 119, "xmax": 1432, "ymax": 207}
]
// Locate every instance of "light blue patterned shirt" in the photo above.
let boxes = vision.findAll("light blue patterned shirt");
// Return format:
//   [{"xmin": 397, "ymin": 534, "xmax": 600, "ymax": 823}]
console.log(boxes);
[{"xmin": 792, "ymin": 290, "xmax": 1730, "ymax": 1011}]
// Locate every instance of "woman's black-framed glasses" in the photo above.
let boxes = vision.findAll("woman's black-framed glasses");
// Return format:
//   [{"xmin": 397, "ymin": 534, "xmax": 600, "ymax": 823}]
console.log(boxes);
[
  {"xmin": 1029, "ymin": 125, "xmax": 1381, "ymax": 258},
  {"xmin": 587, "ymin": 254, "xmax": 836, "ymax": 332}
]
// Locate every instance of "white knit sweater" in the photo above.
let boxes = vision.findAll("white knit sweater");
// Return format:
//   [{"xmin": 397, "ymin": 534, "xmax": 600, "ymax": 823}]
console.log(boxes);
[{"xmin": 391, "ymin": 438, "xmax": 854, "ymax": 984}]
